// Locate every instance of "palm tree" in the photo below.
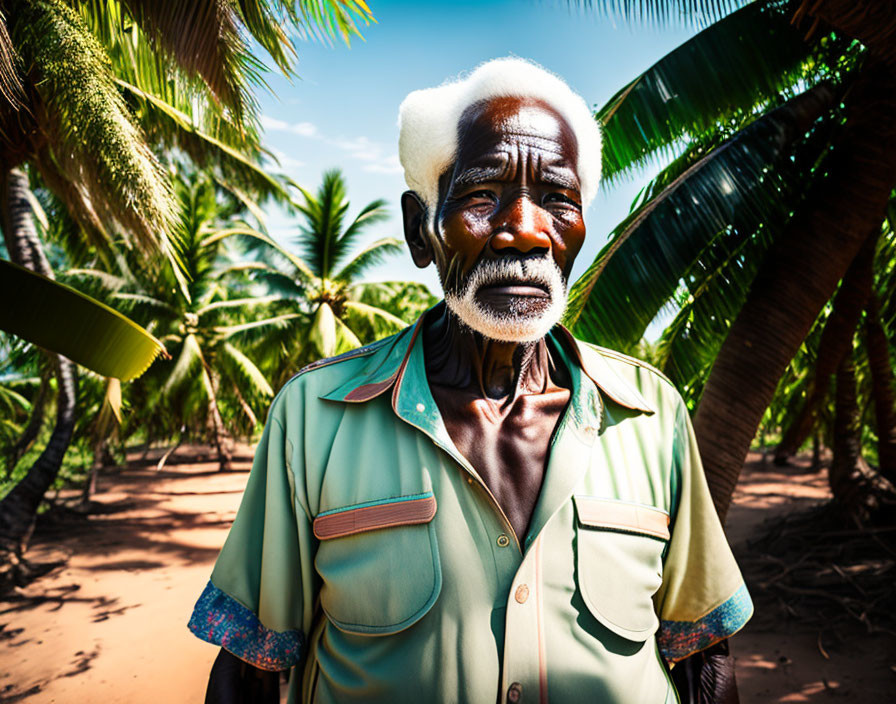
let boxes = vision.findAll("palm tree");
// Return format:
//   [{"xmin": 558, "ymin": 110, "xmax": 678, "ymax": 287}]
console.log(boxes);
[
  {"xmin": 0, "ymin": 0, "xmax": 373, "ymax": 586},
  {"xmin": 566, "ymin": 0, "xmax": 896, "ymax": 519},
  {"xmin": 75, "ymin": 170, "xmax": 286, "ymax": 470},
  {"xmin": 241, "ymin": 169, "xmax": 435, "ymax": 387}
]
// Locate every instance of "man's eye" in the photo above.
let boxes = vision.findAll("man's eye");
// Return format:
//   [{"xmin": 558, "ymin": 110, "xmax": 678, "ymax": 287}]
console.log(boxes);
[
  {"xmin": 464, "ymin": 190, "xmax": 497, "ymax": 208},
  {"xmin": 543, "ymin": 192, "xmax": 581, "ymax": 210}
]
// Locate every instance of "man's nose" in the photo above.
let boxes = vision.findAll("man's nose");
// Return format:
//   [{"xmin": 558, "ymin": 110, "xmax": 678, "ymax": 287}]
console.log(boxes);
[{"xmin": 490, "ymin": 195, "xmax": 552, "ymax": 254}]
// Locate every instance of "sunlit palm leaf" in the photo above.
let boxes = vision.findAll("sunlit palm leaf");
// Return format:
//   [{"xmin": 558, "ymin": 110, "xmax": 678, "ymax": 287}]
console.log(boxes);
[
  {"xmin": 116, "ymin": 79, "xmax": 292, "ymax": 202},
  {"xmin": 568, "ymin": 83, "xmax": 836, "ymax": 350},
  {"xmin": 163, "ymin": 332, "xmax": 204, "ymax": 393},
  {"xmin": 570, "ymin": 0, "xmax": 750, "ymax": 27},
  {"xmin": 0, "ymin": 8, "xmax": 23, "ymax": 106},
  {"xmin": 115, "ymin": 0, "xmax": 257, "ymax": 119},
  {"xmin": 343, "ymin": 300, "xmax": 408, "ymax": 339},
  {"xmin": 14, "ymin": 0, "xmax": 176, "ymax": 253},
  {"xmin": 221, "ymin": 341, "xmax": 273, "ymax": 397},
  {"xmin": 598, "ymin": 0, "xmax": 835, "ymax": 184},
  {"xmin": 296, "ymin": 0, "xmax": 373, "ymax": 45},
  {"xmin": 336, "ymin": 237, "xmax": 404, "ymax": 282},
  {"xmin": 0, "ymin": 259, "xmax": 164, "ymax": 381}
]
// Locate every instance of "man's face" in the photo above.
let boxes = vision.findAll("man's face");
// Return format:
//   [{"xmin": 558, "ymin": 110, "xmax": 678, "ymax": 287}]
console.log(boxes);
[{"xmin": 435, "ymin": 96, "xmax": 586, "ymax": 342}]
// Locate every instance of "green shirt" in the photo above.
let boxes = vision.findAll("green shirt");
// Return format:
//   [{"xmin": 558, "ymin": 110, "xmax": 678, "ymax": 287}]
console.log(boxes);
[{"xmin": 189, "ymin": 313, "xmax": 752, "ymax": 704}]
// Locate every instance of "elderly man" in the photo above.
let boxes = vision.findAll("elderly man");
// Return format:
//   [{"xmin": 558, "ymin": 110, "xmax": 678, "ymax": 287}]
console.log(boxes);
[{"xmin": 189, "ymin": 58, "xmax": 752, "ymax": 704}]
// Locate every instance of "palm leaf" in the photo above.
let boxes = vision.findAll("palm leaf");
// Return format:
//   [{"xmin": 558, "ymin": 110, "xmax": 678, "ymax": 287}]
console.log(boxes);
[
  {"xmin": 570, "ymin": 0, "xmax": 750, "ymax": 27},
  {"xmin": 114, "ymin": 0, "xmax": 257, "ymax": 120},
  {"xmin": 568, "ymin": 82, "xmax": 836, "ymax": 350},
  {"xmin": 295, "ymin": 0, "xmax": 374, "ymax": 45},
  {"xmin": 0, "ymin": 259, "xmax": 164, "ymax": 381},
  {"xmin": 15, "ymin": 0, "xmax": 176, "ymax": 253},
  {"xmin": 162, "ymin": 332, "xmax": 204, "ymax": 393},
  {"xmin": 598, "ymin": 0, "xmax": 839, "ymax": 184},
  {"xmin": 0, "ymin": 8, "xmax": 24, "ymax": 106},
  {"xmin": 221, "ymin": 341, "xmax": 273, "ymax": 397},
  {"xmin": 116, "ymin": 79, "xmax": 292, "ymax": 202},
  {"xmin": 336, "ymin": 197, "xmax": 389, "ymax": 259},
  {"xmin": 335, "ymin": 237, "xmax": 404, "ymax": 282}
]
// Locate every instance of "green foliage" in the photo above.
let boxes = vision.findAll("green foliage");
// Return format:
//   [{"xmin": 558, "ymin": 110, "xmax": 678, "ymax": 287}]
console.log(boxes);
[
  {"xmin": 237, "ymin": 169, "xmax": 424, "ymax": 385},
  {"xmin": 13, "ymin": 0, "xmax": 176, "ymax": 252},
  {"xmin": 597, "ymin": 0, "xmax": 842, "ymax": 185}
]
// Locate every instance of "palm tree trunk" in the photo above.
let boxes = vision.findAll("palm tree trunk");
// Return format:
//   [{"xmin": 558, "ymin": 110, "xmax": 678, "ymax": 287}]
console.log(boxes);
[
  {"xmin": 0, "ymin": 166, "xmax": 78, "ymax": 585},
  {"xmin": 829, "ymin": 351, "xmax": 872, "ymax": 514},
  {"xmin": 864, "ymin": 292, "xmax": 896, "ymax": 484},
  {"xmin": 206, "ymin": 371, "xmax": 231, "ymax": 471},
  {"xmin": 773, "ymin": 231, "xmax": 877, "ymax": 464},
  {"xmin": 5, "ymin": 371, "xmax": 50, "ymax": 477},
  {"xmin": 693, "ymin": 62, "xmax": 896, "ymax": 521}
]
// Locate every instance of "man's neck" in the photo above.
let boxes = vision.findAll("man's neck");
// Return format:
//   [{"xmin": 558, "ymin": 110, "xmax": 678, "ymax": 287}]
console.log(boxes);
[{"xmin": 422, "ymin": 304, "xmax": 556, "ymax": 402}]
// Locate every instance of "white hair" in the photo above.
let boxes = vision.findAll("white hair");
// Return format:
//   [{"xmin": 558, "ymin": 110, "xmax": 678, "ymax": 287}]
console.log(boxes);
[
  {"xmin": 398, "ymin": 57, "xmax": 602, "ymax": 231},
  {"xmin": 444, "ymin": 256, "xmax": 568, "ymax": 343}
]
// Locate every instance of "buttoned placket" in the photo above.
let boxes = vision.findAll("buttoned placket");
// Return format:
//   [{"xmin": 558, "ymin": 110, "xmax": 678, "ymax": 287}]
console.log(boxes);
[
  {"xmin": 326, "ymin": 314, "xmax": 654, "ymax": 704},
  {"xmin": 392, "ymin": 330, "xmax": 610, "ymax": 704}
]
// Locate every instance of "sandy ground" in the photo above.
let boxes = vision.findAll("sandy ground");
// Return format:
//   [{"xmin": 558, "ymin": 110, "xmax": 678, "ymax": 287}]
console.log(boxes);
[{"xmin": 1, "ymin": 447, "xmax": 893, "ymax": 703}]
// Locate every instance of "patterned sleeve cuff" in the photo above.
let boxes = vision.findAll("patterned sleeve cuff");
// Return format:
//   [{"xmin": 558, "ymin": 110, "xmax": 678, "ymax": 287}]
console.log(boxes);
[
  {"xmin": 188, "ymin": 580, "xmax": 304, "ymax": 671},
  {"xmin": 657, "ymin": 583, "xmax": 753, "ymax": 662}
]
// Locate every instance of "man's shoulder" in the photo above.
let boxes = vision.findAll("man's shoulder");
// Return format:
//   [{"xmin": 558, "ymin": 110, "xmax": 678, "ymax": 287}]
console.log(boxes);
[
  {"xmin": 275, "ymin": 327, "xmax": 411, "ymax": 401},
  {"xmin": 575, "ymin": 338, "xmax": 675, "ymax": 389}
]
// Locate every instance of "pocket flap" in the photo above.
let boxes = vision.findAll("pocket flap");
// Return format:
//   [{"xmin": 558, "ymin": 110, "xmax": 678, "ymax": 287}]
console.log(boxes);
[
  {"xmin": 313, "ymin": 491, "xmax": 437, "ymax": 540},
  {"xmin": 574, "ymin": 496, "xmax": 670, "ymax": 541}
]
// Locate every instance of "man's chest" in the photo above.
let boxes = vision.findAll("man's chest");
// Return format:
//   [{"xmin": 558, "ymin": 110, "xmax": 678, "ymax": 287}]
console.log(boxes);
[{"xmin": 429, "ymin": 385, "xmax": 572, "ymax": 539}]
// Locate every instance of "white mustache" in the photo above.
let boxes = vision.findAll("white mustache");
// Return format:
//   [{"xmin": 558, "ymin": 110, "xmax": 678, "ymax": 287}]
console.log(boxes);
[{"xmin": 463, "ymin": 256, "xmax": 566, "ymax": 296}]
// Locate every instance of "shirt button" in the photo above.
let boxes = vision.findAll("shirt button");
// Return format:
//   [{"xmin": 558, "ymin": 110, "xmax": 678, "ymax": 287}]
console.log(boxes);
[
  {"xmin": 507, "ymin": 682, "xmax": 522, "ymax": 703},
  {"xmin": 415, "ymin": 402, "xmax": 425, "ymax": 413},
  {"xmin": 514, "ymin": 584, "xmax": 529, "ymax": 604},
  {"xmin": 496, "ymin": 534, "xmax": 510, "ymax": 548}
]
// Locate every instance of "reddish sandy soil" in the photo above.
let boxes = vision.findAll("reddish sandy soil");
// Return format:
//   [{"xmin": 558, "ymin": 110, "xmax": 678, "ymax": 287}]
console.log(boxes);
[{"xmin": 1, "ymin": 447, "xmax": 893, "ymax": 703}]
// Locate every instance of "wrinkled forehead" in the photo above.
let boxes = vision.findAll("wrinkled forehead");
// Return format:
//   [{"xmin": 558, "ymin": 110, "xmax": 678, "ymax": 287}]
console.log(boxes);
[{"xmin": 454, "ymin": 96, "xmax": 580, "ymax": 169}]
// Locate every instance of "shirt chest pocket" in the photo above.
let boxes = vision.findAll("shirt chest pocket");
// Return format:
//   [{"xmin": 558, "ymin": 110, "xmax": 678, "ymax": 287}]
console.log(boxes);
[
  {"xmin": 573, "ymin": 495, "xmax": 670, "ymax": 642},
  {"xmin": 312, "ymin": 491, "xmax": 442, "ymax": 636}
]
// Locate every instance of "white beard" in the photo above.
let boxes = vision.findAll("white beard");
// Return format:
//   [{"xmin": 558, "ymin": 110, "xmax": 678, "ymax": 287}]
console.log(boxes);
[{"xmin": 443, "ymin": 256, "xmax": 568, "ymax": 343}]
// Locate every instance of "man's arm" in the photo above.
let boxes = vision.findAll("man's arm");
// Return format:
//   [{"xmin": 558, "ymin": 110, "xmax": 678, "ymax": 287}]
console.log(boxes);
[
  {"xmin": 670, "ymin": 639, "xmax": 739, "ymax": 704},
  {"xmin": 205, "ymin": 648, "xmax": 281, "ymax": 704}
]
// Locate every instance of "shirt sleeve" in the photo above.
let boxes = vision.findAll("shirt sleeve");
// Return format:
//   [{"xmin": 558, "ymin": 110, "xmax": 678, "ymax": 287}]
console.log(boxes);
[
  {"xmin": 187, "ymin": 391, "xmax": 316, "ymax": 671},
  {"xmin": 653, "ymin": 395, "xmax": 753, "ymax": 663}
]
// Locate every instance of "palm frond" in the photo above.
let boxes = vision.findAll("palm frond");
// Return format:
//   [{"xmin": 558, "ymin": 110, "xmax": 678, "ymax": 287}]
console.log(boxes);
[
  {"xmin": 335, "ymin": 237, "xmax": 404, "ymax": 282},
  {"xmin": 220, "ymin": 341, "xmax": 273, "ymax": 397},
  {"xmin": 162, "ymin": 332, "xmax": 204, "ymax": 393},
  {"xmin": 569, "ymin": 0, "xmax": 750, "ymax": 28},
  {"xmin": 653, "ymin": 221, "xmax": 777, "ymax": 404},
  {"xmin": 116, "ymin": 79, "xmax": 292, "ymax": 202},
  {"xmin": 15, "ymin": 0, "xmax": 177, "ymax": 253},
  {"xmin": 568, "ymin": 82, "xmax": 836, "ymax": 350},
  {"xmin": 295, "ymin": 0, "xmax": 374, "ymax": 45},
  {"xmin": 342, "ymin": 300, "xmax": 408, "ymax": 338},
  {"xmin": 0, "ymin": 9, "xmax": 24, "ymax": 107},
  {"xmin": 295, "ymin": 170, "xmax": 350, "ymax": 278},
  {"xmin": 598, "ymin": 0, "xmax": 842, "ymax": 184},
  {"xmin": 196, "ymin": 294, "xmax": 280, "ymax": 316},
  {"xmin": 114, "ymin": 0, "xmax": 258, "ymax": 120},
  {"xmin": 0, "ymin": 258, "xmax": 165, "ymax": 381},
  {"xmin": 336, "ymin": 197, "xmax": 389, "ymax": 256}
]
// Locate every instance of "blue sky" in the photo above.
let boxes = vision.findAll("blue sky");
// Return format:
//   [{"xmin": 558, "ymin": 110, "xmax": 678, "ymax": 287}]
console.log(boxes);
[{"xmin": 254, "ymin": 0, "xmax": 699, "ymax": 338}]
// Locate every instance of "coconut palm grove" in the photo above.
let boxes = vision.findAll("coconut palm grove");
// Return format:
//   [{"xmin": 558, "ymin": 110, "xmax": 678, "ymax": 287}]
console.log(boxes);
[{"xmin": 0, "ymin": 1, "xmax": 894, "ymax": 701}]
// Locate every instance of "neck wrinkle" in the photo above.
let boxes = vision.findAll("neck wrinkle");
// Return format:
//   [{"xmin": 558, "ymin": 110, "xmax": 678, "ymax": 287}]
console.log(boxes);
[{"xmin": 423, "ymin": 305, "xmax": 552, "ymax": 403}]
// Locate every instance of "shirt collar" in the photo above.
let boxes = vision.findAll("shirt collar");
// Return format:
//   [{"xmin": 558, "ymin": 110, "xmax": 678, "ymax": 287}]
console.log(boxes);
[{"xmin": 318, "ymin": 305, "xmax": 655, "ymax": 419}]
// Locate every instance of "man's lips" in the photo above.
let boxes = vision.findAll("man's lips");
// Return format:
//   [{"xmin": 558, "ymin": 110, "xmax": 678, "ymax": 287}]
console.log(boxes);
[{"xmin": 477, "ymin": 281, "xmax": 550, "ymax": 298}]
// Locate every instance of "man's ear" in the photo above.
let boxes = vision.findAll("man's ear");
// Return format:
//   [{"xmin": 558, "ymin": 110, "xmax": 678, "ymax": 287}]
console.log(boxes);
[{"xmin": 401, "ymin": 190, "xmax": 433, "ymax": 269}]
